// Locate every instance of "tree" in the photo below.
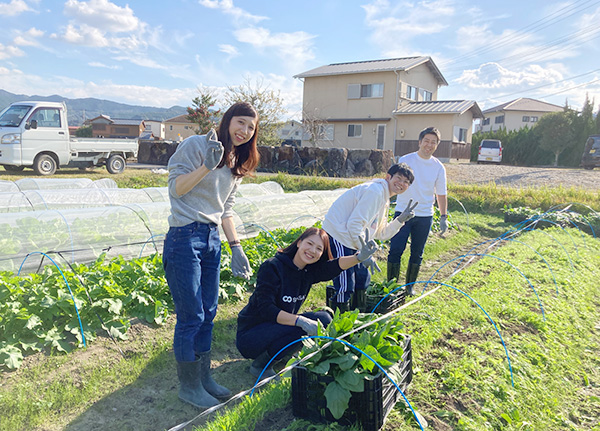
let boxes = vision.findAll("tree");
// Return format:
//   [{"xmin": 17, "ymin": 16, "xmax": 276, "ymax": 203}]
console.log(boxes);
[
  {"xmin": 536, "ymin": 111, "xmax": 574, "ymax": 166},
  {"xmin": 187, "ymin": 89, "xmax": 220, "ymax": 135},
  {"xmin": 302, "ymin": 108, "xmax": 330, "ymax": 147},
  {"xmin": 75, "ymin": 125, "xmax": 92, "ymax": 137},
  {"xmin": 223, "ymin": 77, "xmax": 286, "ymax": 147}
]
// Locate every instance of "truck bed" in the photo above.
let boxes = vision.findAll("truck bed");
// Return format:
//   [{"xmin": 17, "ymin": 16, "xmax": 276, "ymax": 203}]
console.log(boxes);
[{"xmin": 69, "ymin": 137, "xmax": 138, "ymax": 155}]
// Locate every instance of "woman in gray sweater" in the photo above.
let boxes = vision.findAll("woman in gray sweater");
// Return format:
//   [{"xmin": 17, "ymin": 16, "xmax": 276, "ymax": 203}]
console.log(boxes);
[{"xmin": 163, "ymin": 102, "xmax": 260, "ymax": 408}]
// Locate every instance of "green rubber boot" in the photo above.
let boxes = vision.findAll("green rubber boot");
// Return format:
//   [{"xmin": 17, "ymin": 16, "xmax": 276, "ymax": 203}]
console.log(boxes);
[
  {"xmin": 198, "ymin": 350, "xmax": 231, "ymax": 400},
  {"xmin": 405, "ymin": 263, "xmax": 421, "ymax": 296},
  {"xmin": 176, "ymin": 359, "xmax": 219, "ymax": 408},
  {"xmin": 387, "ymin": 261, "xmax": 402, "ymax": 283}
]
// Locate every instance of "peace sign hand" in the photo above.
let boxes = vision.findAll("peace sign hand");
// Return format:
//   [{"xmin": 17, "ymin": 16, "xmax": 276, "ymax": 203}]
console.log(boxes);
[{"xmin": 395, "ymin": 199, "xmax": 418, "ymax": 224}]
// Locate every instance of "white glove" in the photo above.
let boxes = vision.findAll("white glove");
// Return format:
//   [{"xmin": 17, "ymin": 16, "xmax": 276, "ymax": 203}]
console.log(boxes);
[
  {"xmin": 362, "ymin": 256, "xmax": 381, "ymax": 275},
  {"xmin": 295, "ymin": 316, "xmax": 318, "ymax": 336},
  {"xmin": 396, "ymin": 199, "xmax": 418, "ymax": 224},
  {"xmin": 231, "ymin": 245, "xmax": 252, "ymax": 279},
  {"xmin": 203, "ymin": 129, "xmax": 224, "ymax": 170},
  {"xmin": 356, "ymin": 229, "xmax": 379, "ymax": 262},
  {"xmin": 439, "ymin": 215, "xmax": 448, "ymax": 235}
]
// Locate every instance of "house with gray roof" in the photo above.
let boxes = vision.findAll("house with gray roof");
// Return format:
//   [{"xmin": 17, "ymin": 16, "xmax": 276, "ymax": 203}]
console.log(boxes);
[
  {"xmin": 294, "ymin": 56, "xmax": 482, "ymax": 161},
  {"xmin": 479, "ymin": 97, "xmax": 563, "ymax": 133},
  {"xmin": 88, "ymin": 115, "xmax": 145, "ymax": 139}
]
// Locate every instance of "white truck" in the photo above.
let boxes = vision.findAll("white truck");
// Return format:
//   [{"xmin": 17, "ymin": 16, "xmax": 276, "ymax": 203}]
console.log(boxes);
[{"xmin": 0, "ymin": 101, "xmax": 138, "ymax": 175}]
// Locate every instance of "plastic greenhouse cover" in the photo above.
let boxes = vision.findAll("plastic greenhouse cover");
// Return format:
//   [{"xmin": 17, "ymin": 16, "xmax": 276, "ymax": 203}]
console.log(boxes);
[
  {"xmin": 0, "ymin": 180, "xmax": 19, "ymax": 192},
  {"xmin": 235, "ymin": 181, "xmax": 284, "ymax": 197},
  {"xmin": 1, "ymin": 184, "xmax": 347, "ymax": 274},
  {"xmin": 0, "ymin": 182, "xmax": 281, "ymax": 213},
  {"xmin": 15, "ymin": 178, "xmax": 94, "ymax": 190},
  {"xmin": 0, "ymin": 204, "xmax": 170, "ymax": 274}
]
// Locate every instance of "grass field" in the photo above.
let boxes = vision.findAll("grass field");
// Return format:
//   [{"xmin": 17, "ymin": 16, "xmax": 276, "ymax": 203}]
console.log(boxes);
[{"xmin": 0, "ymin": 168, "xmax": 599, "ymax": 431}]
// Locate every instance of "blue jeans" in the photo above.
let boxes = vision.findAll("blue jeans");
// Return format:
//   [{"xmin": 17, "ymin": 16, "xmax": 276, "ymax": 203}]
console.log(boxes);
[
  {"xmin": 236, "ymin": 311, "xmax": 332, "ymax": 360},
  {"xmin": 388, "ymin": 215, "xmax": 433, "ymax": 265},
  {"xmin": 163, "ymin": 222, "xmax": 221, "ymax": 362},
  {"xmin": 328, "ymin": 235, "xmax": 370, "ymax": 303}
]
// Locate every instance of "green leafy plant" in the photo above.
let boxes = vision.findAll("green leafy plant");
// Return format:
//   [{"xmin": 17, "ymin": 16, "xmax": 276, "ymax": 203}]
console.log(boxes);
[{"xmin": 296, "ymin": 309, "xmax": 407, "ymax": 419}]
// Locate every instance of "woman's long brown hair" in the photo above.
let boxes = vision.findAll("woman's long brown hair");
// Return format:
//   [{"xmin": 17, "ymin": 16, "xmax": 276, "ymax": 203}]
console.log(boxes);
[{"xmin": 217, "ymin": 102, "xmax": 260, "ymax": 178}]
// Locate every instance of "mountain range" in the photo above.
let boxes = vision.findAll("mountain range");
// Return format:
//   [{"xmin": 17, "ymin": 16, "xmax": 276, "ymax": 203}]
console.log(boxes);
[{"xmin": 0, "ymin": 89, "xmax": 188, "ymax": 126}]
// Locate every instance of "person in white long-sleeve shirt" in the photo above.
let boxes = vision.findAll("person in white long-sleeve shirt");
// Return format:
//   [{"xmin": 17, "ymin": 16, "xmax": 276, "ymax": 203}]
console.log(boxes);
[{"xmin": 322, "ymin": 163, "xmax": 417, "ymax": 311}]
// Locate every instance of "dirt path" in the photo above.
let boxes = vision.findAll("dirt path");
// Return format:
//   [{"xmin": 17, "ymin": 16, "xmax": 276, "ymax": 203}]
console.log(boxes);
[{"xmin": 444, "ymin": 162, "xmax": 600, "ymax": 190}]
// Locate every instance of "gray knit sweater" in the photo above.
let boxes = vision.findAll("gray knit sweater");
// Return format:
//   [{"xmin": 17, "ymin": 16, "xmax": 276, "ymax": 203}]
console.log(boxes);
[{"xmin": 167, "ymin": 134, "xmax": 241, "ymax": 227}]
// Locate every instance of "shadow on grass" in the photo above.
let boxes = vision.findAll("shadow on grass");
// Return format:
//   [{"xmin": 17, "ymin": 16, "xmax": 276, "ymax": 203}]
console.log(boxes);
[{"xmin": 63, "ymin": 316, "xmax": 258, "ymax": 431}]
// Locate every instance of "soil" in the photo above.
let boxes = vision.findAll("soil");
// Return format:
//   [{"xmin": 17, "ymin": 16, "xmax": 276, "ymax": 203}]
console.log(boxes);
[{"xmin": 444, "ymin": 162, "xmax": 600, "ymax": 190}]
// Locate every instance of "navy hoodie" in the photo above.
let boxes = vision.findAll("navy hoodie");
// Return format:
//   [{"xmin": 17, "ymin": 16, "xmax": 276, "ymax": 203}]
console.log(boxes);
[{"xmin": 237, "ymin": 251, "xmax": 343, "ymax": 333}]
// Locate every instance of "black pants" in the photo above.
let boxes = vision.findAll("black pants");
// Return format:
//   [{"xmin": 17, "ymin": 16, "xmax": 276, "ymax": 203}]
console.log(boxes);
[{"xmin": 236, "ymin": 311, "xmax": 332, "ymax": 360}]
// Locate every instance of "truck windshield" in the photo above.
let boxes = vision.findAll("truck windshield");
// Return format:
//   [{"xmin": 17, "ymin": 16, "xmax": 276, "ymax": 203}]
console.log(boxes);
[{"xmin": 0, "ymin": 105, "xmax": 32, "ymax": 127}]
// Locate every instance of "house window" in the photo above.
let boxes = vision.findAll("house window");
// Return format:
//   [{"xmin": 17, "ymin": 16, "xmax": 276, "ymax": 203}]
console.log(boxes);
[
  {"xmin": 318, "ymin": 124, "xmax": 334, "ymax": 140},
  {"xmin": 419, "ymin": 89, "xmax": 433, "ymax": 101},
  {"xmin": 348, "ymin": 83, "xmax": 383, "ymax": 99},
  {"xmin": 407, "ymin": 85, "xmax": 417, "ymax": 100},
  {"xmin": 522, "ymin": 116, "xmax": 530, "ymax": 122},
  {"xmin": 482, "ymin": 118, "xmax": 490, "ymax": 126},
  {"xmin": 348, "ymin": 124, "xmax": 362, "ymax": 137},
  {"xmin": 531, "ymin": 116, "xmax": 538, "ymax": 122},
  {"xmin": 360, "ymin": 83, "xmax": 384, "ymax": 98},
  {"xmin": 458, "ymin": 128, "xmax": 467, "ymax": 142},
  {"xmin": 170, "ymin": 125, "xmax": 173, "ymax": 130},
  {"xmin": 495, "ymin": 115, "xmax": 505, "ymax": 124}
]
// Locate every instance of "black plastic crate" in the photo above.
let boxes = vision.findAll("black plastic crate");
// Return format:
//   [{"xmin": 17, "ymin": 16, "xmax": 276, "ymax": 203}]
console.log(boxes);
[
  {"xmin": 362, "ymin": 289, "xmax": 406, "ymax": 314},
  {"xmin": 292, "ymin": 335, "xmax": 412, "ymax": 431}
]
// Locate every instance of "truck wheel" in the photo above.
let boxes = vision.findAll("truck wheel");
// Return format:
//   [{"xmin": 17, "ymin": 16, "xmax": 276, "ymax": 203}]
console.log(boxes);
[
  {"xmin": 106, "ymin": 154, "xmax": 126, "ymax": 174},
  {"xmin": 583, "ymin": 165, "xmax": 594, "ymax": 170},
  {"xmin": 33, "ymin": 154, "xmax": 57, "ymax": 176},
  {"xmin": 3, "ymin": 164, "xmax": 25, "ymax": 172}
]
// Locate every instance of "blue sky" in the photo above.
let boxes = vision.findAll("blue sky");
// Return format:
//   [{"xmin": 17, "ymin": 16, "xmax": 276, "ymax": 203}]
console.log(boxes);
[{"xmin": 1, "ymin": 0, "xmax": 599, "ymax": 119}]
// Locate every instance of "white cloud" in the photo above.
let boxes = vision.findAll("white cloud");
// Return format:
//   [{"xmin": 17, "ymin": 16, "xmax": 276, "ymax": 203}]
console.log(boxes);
[
  {"xmin": 64, "ymin": 0, "xmax": 141, "ymax": 33},
  {"xmin": 13, "ymin": 27, "xmax": 44, "ymax": 47},
  {"xmin": 88, "ymin": 61, "xmax": 121, "ymax": 70},
  {"xmin": 0, "ymin": 42, "xmax": 25, "ymax": 60},
  {"xmin": 55, "ymin": 23, "xmax": 109, "ymax": 47},
  {"xmin": 219, "ymin": 44, "xmax": 239, "ymax": 59},
  {"xmin": 113, "ymin": 56, "xmax": 168, "ymax": 70},
  {"xmin": 198, "ymin": 0, "xmax": 267, "ymax": 25},
  {"xmin": 234, "ymin": 27, "xmax": 315, "ymax": 67},
  {"xmin": 0, "ymin": 65, "xmax": 195, "ymax": 107},
  {"xmin": 361, "ymin": 0, "xmax": 453, "ymax": 51},
  {"xmin": 455, "ymin": 62, "xmax": 563, "ymax": 90},
  {"xmin": 56, "ymin": 0, "xmax": 149, "ymax": 53},
  {"xmin": 0, "ymin": 0, "xmax": 32, "ymax": 16}
]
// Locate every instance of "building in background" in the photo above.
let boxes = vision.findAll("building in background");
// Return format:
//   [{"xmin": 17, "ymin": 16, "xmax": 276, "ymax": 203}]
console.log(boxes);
[
  {"xmin": 294, "ymin": 56, "xmax": 482, "ymax": 161},
  {"xmin": 479, "ymin": 98, "xmax": 563, "ymax": 133},
  {"xmin": 164, "ymin": 114, "xmax": 197, "ymax": 141},
  {"xmin": 143, "ymin": 120, "xmax": 165, "ymax": 140},
  {"xmin": 88, "ymin": 115, "xmax": 145, "ymax": 139}
]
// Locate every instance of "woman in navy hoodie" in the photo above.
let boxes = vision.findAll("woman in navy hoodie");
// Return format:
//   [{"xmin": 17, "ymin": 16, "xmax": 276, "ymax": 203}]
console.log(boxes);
[{"xmin": 236, "ymin": 226, "xmax": 377, "ymax": 380}]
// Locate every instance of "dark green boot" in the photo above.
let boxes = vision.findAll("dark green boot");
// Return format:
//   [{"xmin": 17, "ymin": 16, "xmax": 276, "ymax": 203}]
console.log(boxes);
[
  {"xmin": 405, "ymin": 263, "xmax": 421, "ymax": 296},
  {"xmin": 330, "ymin": 300, "xmax": 350, "ymax": 314},
  {"xmin": 249, "ymin": 351, "xmax": 277, "ymax": 381},
  {"xmin": 351, "ymin": 289, "xmax": 366, "ymax": 312},
  {"xmin": 198, "ymin": 350, "xmax": 231, "ymax": 400},
  {"xmin": 176, "ymin": 359, "xmax": 220, "ymax": 408},
  {"xmin": 387, "ymin": 261, "xmax": 402, "ymax": 283}
]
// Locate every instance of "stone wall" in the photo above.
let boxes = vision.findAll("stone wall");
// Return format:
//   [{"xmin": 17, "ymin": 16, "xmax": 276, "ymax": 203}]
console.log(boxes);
[
  {"xmin": 257, "ymin": 145, "xmax": 394, "ymax": 177},
  {"xmin": 137, "ymin": 141, "xmax": 394, "ymax": 177}
]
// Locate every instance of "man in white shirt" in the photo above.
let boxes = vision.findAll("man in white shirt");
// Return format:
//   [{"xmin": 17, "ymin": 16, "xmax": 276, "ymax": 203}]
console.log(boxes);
[{"xmin": 387, "ymin": 127, "xmax": 448, "ymax": 295}]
